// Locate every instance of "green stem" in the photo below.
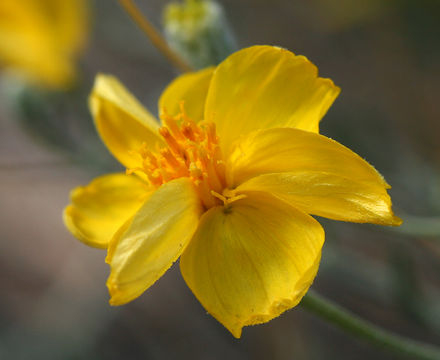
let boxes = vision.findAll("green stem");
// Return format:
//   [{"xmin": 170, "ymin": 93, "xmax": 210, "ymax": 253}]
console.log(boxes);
[{"xmin": 301, "ymin": 290, "xmax": 440, "ymax": 360}]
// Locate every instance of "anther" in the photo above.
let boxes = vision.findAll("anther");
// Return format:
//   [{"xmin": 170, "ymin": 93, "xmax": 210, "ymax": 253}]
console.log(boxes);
[
  {"xmin": 159, "ymin": 127, "xmax": 183, "ymax": 156},
  {"xmin": 161, "ymin": 109, "xmax": 185, "ymax": 140},
  {"xmin": 182, "ymin": 124, "xmax": 196, "ymax": 141},
  {"xmin": 160, "ymin": 148, "xmax": 180, "ymax": 168}
]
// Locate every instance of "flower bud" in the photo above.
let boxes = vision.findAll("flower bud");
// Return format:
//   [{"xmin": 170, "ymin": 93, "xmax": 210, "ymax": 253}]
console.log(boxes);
[{"xmin": 163, "ymin": 0, "xmax": 237, "ymax": 69}]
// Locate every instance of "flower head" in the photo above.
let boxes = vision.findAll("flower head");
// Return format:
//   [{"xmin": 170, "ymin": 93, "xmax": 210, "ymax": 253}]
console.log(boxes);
[
  {"xmin": 64, "ymin": 46, "xmax": 401, "ymax": 337},
  {"xmin": 0, "ymin": 0, "xmax": 89, "ymax": 89}
]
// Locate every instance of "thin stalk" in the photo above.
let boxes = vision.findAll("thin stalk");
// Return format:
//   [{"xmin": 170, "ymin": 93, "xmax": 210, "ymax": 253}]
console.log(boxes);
[
  {"xmin": 118, "ymin": 0, "xmax": 193, "ymax": 73},
  {"xmin": 301, "ymin": 290, "xmax": 440, "ymax": 360}
]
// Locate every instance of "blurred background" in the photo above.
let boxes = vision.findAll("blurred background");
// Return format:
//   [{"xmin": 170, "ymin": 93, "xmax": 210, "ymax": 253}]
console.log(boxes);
[{"xmin": 0, "ymin": 0, "xmax": 439, "ymax": 359}]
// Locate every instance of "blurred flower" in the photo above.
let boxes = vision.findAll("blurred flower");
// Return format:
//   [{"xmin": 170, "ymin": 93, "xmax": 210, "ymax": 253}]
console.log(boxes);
[
  {"xmin": 163, "ymin": 0, "xmax": 237, "ymax": 69},
  {"xmin": 0, "ymin": 0, "xmax": 89, "ymax": 89},
  {"xmin": 64, "ymin": 46, "xmax": 401, "ymax": 337}
]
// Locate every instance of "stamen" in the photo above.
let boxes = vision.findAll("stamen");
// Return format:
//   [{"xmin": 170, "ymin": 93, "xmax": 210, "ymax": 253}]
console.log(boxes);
[
  {"xmin": 160, "ymin": 148, "xmax": 181, "ymax": 168},
  {"xmin": 146, "ymin": 170, "xmax": 163, "ymax": 186},
  {"xmin": 189, "ymin": 164, "xmax": 203, "ymax": 180},
  {"xmin": 161, "ymin": 110, "xmax": 185, "ymax": 140},
  {"xmin": 206, "ymin": 122, "xmax": 218, "ymax": 145},
  {"xmin": 211, "ymin": 190, "xmax": 247, "ymax": 206},
  {"xmin": 179, "ymin": 101, "xmax": 189, "ymax": 122},
  {"xmin": 159, "ymin": 127, "xmax": 183, "ymax": 157},
  {"xmin": 138, "ymin": 142, "xmax": 149, "ymax": 158},
  {"xmin": 127, "ymin": 102, "xmax": 228, "ymax": 209},
  {"xmin": 197, "ymin": 178, "xmax": 219, "ymax": 208},
  {"xmin": 144, "ymin": 150, "xmax": 158, "ymax": 168},
  {"xmin": 182, "ymin": 123, "xmax": 196, "ymax": 141},
  {"xmin": 211, "ymin": 190, "xmax": 228, "ymax": 204}
]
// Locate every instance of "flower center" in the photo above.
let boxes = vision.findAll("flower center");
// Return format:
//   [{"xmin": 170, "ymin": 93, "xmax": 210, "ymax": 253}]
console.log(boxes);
[{"xmin": 127, "ymin": 103, "xmax": 236, "ymax": 209}]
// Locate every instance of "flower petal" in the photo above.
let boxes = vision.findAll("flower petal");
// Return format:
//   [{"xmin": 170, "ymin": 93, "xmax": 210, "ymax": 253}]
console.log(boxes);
[
  {"xmin": 158, "ymin": 67, "xmax": 214, "ymax": 122},
  {"xmin": 63, "ymin": 173, "xmax": 151, "ymax": 249},
  {"xmin": 180, "ymin": 192, "xmax": 324, "ymax": 338},
  {"xmin": 237, "ymin": 173, "xmax": 401, "ymax": 225},
  {"xmin": 0, "ymin": 0, "xmax": 87, "ymax": 88},
  {"xmin": 89, "ymin": 74, "xmax": 163, "ymax": 169},
  {"xmin": 228, "ymin": 127, "xmax": 389, "ymax": 187},
  {"xmin": 106, "ymin": 178, "xmax": 203, "ymax": 305},
  {"xmin": 204, "ymin": 45, "xmax": 340, "ymax": 153},
  {"xmin": 230, "ymin": 127, "xmax": 401, "ymax": 225}
]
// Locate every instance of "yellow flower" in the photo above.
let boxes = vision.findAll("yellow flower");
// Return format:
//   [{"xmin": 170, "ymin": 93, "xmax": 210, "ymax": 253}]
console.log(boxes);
[
  {"xmin": 64, "ymin": 46, "xmax": 401, "ymax": 338},
  {"xmin": 0, "ymin": 0, "xmax": 89, "ymax": 89}
]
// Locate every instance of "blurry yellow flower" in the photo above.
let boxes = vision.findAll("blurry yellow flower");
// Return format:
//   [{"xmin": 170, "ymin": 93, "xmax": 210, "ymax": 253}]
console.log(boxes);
[
  {"xmin": 64, "ymin": 46, "xmax": 401, "ymax": 337},
  {"xmin": 0, "ymin": 0, "xmax": 89, "ymax": 89}
]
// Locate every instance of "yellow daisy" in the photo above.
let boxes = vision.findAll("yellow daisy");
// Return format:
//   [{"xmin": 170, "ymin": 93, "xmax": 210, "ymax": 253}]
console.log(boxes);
[
  {"xmin": 0, "ymin": 0, "xmax": 88, "ymax": 89},
  {"xmin": 64, "ymin": 46, "xmax": 401, "ymax": 338}
]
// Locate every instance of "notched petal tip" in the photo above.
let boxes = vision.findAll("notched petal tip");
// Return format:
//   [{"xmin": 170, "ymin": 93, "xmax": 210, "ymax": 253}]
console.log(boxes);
[
  {"xmin": 226, "ymin": 298, "xmax": 297, "ymax": 339},
  {"xmin": 223, "ymin": 251, "xmax": 322, "ymax": 338},
  {"xmin": 222, "ymin": 283, "xmax": 318, "ymax": 339},
  {"xmin": 390, "ymin": 214, "xmax": 403, "ymax": 227},
  {"xmin": 282, "ymin": 52, "xmax": 342, "ymax": 97},
  {"xmin": 324, "ymin": 78, "xmax": 341, "ymax": 98},
  {"xmin": 367, "ymin": 193, "xmax": 402, "ymax": 227},
  {"xmin": 106, "ymin": 277, "xmax": 128, "ymax": 306}
]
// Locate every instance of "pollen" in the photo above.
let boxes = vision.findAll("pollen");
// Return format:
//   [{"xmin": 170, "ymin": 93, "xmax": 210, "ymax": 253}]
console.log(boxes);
[{"xmin": 127, "ymin": 103, "xmax": 227, "ymax": 209}]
